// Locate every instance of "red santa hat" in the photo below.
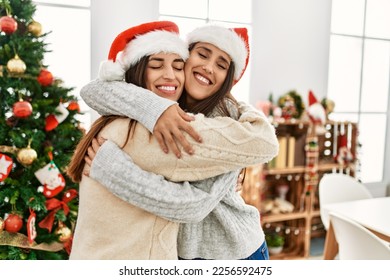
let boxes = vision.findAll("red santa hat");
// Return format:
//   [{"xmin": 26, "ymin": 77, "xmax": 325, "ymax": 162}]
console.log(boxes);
[
  {"xmin": 308, "ymin": 90, "xmax": 318, "ymax": 106},
  {"xmin": 186, "ymin": 24, "xmax": 249, "ymax": 83},
  {"xmin": 99, "ymin": 21, "xmax": 189, "ymax": 81}
]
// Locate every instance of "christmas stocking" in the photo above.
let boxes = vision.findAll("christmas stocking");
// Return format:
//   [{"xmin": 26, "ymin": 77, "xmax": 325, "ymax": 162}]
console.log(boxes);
[
  {"xmin": 45, "ymin": 103, "xmax": 69, "ymax": 131},
  {"xmin": 34, "ymin": 161, "xmax": 65, "ymax": 198}
]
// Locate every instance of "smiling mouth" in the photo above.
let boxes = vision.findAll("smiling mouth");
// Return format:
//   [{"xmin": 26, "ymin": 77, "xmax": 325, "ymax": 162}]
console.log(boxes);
[
  {"xmin": 157, "ymin": 85, "xmax": 177, "ymax": 94},
  {"xmin": 194, "ymin": 73, "xmax": 211, "ymax": 85}
]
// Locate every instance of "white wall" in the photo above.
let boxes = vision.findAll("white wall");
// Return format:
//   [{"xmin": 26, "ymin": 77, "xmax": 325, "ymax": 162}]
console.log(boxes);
[
  {"xmin": 89, "ymin": 0, "xmax": 159, "ymax": 120},
  {"xmin": 250, "ymin": 0, "xmax": 331, "ymax": 104},
  {"xmin": 90, "ymin": 0, "xmax": 159, "ymax": 79}
]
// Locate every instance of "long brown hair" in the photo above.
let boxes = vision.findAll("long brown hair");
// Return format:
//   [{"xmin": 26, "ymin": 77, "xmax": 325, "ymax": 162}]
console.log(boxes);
[
  {"xmin": 66, "ymin": 56, "xmax": 150, "ymax": 183},
  {"xmin": 178, "ymin": 42, "xmax": 243, "ymax": 181},
  {"xmin": 178, "ymin": 43, "xmax": 238, "ymax": 117}
]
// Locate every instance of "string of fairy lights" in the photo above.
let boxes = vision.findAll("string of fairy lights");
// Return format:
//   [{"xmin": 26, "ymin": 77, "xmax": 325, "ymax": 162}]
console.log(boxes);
[{"xmin": 264, "ymin": 221, "xmax": 325, "ymax": 236}]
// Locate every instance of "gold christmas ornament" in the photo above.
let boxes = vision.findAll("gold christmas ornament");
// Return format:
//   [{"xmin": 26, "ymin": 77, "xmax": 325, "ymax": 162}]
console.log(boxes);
[
  {"xmin": 55, "ymin": 224, "xmax": 72, "ymax": 242},
  {"xmin": 28, "ymin": 20, "xmax": 42, "ymax": 37},
  {"xmin": 7, "ymin": 55, "xmax": 26, "ymax": 74},
  {"xmin": 17, "ymin": 145, "xmax": 37, "ymax": 166}
]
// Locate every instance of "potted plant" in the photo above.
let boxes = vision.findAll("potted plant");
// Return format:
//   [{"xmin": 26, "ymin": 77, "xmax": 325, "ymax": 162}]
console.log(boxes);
[{"xmin": 265, "ymin": 233, "xmax": 285, "ymax": 255}]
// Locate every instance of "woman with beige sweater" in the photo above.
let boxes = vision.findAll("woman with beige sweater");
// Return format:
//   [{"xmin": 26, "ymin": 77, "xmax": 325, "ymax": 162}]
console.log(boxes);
[{"xmin": 70, "ymin": 23, "xmax": 278, "ymax": 260}]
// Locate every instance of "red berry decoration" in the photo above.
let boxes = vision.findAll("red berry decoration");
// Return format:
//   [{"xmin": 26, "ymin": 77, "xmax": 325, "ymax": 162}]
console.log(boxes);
[
  {"xmin": 5, "ymin": 213, "xmax": 23, "ymax": 233},
  {"xmin": 37, "ymin": 69, "xmax": 54, "ymax": 86},
  {"xmin": 0, "ymin": 15, "xmax": 18, "ymax": 35},
  {"xmin": 13, "ymin": 100, "xmax": 33, "ymax": 118}
]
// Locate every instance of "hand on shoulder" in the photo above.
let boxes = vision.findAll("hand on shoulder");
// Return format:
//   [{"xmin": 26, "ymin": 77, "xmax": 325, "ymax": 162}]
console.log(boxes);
[{"xmin": 153, "ymin": 104, "xmax": 202, "ymax": 158}]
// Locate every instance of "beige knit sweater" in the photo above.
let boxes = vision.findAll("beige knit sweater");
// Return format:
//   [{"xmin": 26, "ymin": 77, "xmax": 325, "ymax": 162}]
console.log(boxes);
[{"xmin": 70, "ymin": 102, "xmax": 278, "ymax": 260}]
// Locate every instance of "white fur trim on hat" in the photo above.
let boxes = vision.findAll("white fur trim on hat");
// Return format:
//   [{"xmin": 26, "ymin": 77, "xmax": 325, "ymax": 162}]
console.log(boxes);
[
  {"xmin": 99, "ymin": 30, "xmax": 189, "ymax": 81},
  {"xmin": 187, "ymin": 25, "xmax": 247, "ymax": 80}
]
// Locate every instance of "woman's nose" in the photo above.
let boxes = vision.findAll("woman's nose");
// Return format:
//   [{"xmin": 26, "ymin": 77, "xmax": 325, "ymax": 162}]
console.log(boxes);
[
  {"xmin": 202, "ymin": 64, "xmax": 214, "ymax": 74},
  {"xmin": 163, "ymin": 66, "xmax": 176, "ymax": 79}
]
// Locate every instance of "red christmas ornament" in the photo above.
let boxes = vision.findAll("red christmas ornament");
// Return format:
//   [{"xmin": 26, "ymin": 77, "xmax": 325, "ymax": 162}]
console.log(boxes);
[
  {"xmin": 4, "ymin": 213, "xmax": 23, "ymax": 233},
  {"xmin": 0, "ymin": 16, "xmax": 18, "ymax": 35},
  {"xmin": 67, "ymin": 101, "xmax": 80, "ymax": 112},
  {"xmin": 13, "ymin": 100, "xmax": 33, "ymax": 118},
  {"xmin": 37, "ymin": 69, "xmax": 54, "ymax": 86}
]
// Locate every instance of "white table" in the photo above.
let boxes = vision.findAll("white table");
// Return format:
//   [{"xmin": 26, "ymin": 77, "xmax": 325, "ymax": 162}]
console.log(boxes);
[{"xmin": 322, "ymin": 197, "xmax": 390, "ymax": 260}]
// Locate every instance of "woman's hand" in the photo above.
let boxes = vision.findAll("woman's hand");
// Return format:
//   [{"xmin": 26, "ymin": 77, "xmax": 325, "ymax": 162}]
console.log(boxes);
[
  {"xmin": 236, "ymin": 169, "xmax": 246, "ymax": 192},
  {"xmin": 83, "ymin": 137, "xmax": 106, "ymax": 177},
  {"xmin": 153, "ymin": 104, "xmax": 202, "ymax": 158}
]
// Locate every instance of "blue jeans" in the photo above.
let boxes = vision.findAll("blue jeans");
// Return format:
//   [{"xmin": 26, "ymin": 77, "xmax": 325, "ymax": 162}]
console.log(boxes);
[
  {"xmin": 241, "ymin": 241, "xmax": 269, "ymax": 260},
  {"xmin": 179, "ymin": 241, "xmax": 269, "ymax": 260}
]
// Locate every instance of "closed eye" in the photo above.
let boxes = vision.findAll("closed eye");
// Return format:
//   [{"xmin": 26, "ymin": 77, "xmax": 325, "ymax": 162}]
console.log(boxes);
[
  {"xmin": 173, "ymin": 60, "xmax": 185, "ymax": 71},
  {"xmin": 198, "ymin": 52, "xmax": 207, "ymax": 59},
  {"xmin": 217, "ymin": 63, "xmax": 228, "ymax": 70}
]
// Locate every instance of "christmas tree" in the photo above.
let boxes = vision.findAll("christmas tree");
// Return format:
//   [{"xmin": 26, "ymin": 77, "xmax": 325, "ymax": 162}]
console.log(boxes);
[{"xmin": 0, "ymin": 0, "xmax": 83, "ymax": 259}]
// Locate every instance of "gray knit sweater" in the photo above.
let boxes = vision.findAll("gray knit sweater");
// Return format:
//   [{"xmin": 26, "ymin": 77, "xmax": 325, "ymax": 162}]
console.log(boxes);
[{"xmin": 81, "ymin": 80, "xmax": 276, "ymax": 259}]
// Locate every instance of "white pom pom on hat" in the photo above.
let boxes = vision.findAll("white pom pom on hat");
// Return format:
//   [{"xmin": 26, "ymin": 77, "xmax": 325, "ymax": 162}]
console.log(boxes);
[
  {"xmin": 186, "ymin": 25, "xmax": 250, "ymax": 84},
  {"xmin": 98, "ymin": 21, "xmax": 189, "ymax": 81},
  {"xmin": 98, "ymin": 59, "xmax": 126, "ymax": 81}
]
